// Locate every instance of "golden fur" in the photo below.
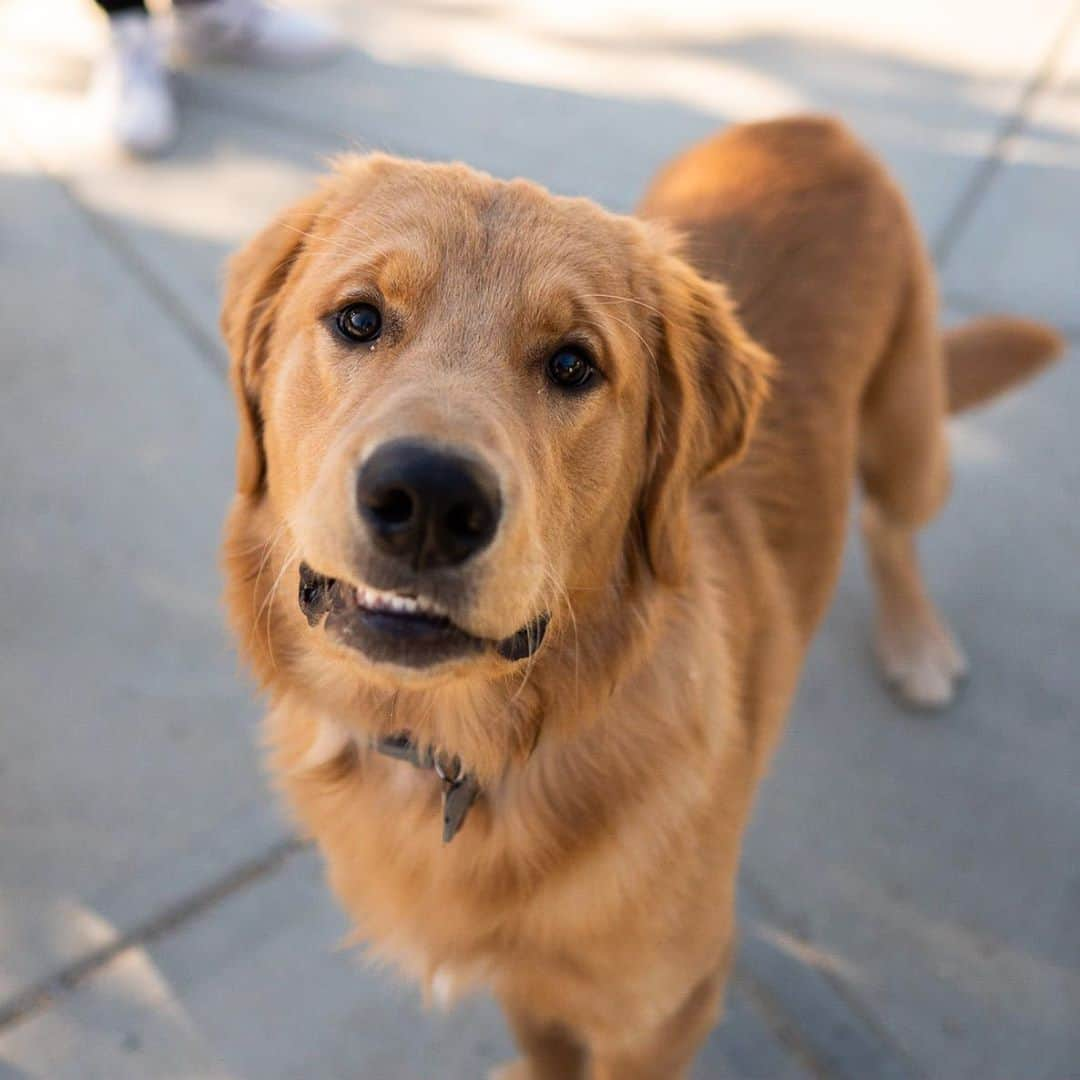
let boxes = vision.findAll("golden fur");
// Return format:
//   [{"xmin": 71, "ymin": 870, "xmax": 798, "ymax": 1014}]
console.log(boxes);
[{"xmin": 221, "ymin": 117, "xmax": 1062, "ymax": 1077}]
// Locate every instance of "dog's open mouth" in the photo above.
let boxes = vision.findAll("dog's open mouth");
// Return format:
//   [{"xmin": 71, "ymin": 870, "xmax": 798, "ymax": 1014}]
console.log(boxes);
[{"xmin": 298, "ymin": 563, "xmax": 548, "ymax": 669}]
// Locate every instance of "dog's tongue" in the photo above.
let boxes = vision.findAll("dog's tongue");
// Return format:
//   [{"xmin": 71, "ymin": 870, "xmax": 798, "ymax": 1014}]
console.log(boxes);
[{"xmin": 495, "ymin": 613, "xmax": 550, "ymax": 661}]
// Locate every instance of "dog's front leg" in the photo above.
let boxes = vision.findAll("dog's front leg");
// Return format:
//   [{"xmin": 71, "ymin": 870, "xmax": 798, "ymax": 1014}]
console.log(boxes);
[
  {"xmin": 587, "ymin": 968, "xmax": 724, "ymax": 1080},
  {"xmin": 489, "ymin": 995, "xmax": 587, "ymax": 1080}
]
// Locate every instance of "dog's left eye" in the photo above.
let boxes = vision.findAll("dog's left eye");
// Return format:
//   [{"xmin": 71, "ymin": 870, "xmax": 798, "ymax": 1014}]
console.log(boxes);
[{"xmin": 336, "ymin": 302, "xmax": 383, "ymax": 343}]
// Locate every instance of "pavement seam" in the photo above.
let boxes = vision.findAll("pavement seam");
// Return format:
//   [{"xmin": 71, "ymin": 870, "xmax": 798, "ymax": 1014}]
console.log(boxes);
[
  {"xmin": 0, "ymin": 836, "xmax": 305, "ymax": 1035},
  {"xmin": 740, "ymin": 871, "xmax": 926, "ymax": 1080},
  {"xmin": 3, "ymin": 120, "xmax": 228, "ymax": 382},
  {"xmin": 932, "ymin": 0, "xmax": 1080, "ymax": 267},
  {"xmin": 57, "ymin": 175, "xmax": 229, "ymax": 379},
  {"xmin": 731, "ymin": 965, "xmax": 833, "ymax": 1080}
]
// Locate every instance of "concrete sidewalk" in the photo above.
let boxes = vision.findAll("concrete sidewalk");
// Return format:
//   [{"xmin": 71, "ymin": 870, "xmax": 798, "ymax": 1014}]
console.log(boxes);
[{"xmin": 1, "ymin": 1, "xmax": 1077, "ymax": 1076}]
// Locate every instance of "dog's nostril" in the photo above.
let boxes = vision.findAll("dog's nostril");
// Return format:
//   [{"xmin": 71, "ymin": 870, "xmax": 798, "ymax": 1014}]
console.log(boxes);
[
  {"xmin": 367, "ymin": 487, "xmax": 414, "ymax": 526},
  {"xmin": 446, "ymin": 501, "xmax": 490, "ymax": 539}
]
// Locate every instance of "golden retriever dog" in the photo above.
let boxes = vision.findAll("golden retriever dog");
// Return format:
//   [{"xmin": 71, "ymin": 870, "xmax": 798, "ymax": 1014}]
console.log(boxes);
[{"xmin": 221, "ymin": 116, "xmax": 1061, "ymax": 1077}]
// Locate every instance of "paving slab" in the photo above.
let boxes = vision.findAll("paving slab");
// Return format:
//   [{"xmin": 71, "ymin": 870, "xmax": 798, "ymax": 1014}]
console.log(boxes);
[
  {"xmin": 0, "ymin": 142, "xmax": 287, "ymax": 1001},
  {"xmin": 942, "ymin": 25, "xmax": 1080, "ymax": 331}
]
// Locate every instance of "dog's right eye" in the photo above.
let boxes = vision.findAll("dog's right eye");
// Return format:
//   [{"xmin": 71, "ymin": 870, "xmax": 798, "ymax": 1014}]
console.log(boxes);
[
  {"xmin": 546, "ymin": 346, "xmax": 595, "ymax": 390},
  {"xmin": 335, "ymin": 303, "xmax": 383, "ymax": 343}
]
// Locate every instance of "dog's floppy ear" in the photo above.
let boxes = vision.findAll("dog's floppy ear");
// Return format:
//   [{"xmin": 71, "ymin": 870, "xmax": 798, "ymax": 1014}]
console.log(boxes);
[
  {"xmin": 220, "ymin": 187, "xmax": 329, "ymax": 495},
  {"xmin": 640, "ymin": 246, "xmax": 774, "ymax": 585}
]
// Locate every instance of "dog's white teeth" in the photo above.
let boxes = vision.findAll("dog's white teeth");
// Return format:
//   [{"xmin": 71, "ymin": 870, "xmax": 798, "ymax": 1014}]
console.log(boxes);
[{"xmin": 355, "ymin": 586, "xmax": 441, "ymax": 617}]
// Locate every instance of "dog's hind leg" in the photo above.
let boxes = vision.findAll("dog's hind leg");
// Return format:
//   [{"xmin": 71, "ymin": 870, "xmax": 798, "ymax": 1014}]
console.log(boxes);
[{"xmin": 857, "ymin": 259, "xmax": 967, "ymax": 709}]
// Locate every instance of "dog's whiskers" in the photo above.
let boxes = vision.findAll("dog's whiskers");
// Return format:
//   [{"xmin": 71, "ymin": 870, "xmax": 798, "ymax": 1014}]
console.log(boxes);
[
  {"xmin": 550, "ymin": 568, "xmax": 582, "ymax": 715},
  {"xmin": 580, "ymin": 292, "xmax": 665, "ymax": 319},
  {"xmin": 593, "ymin": 308, "xmax": 657, "ymax": 366},
  {"xmin": 279, "ymin": 221, "xmax": 358, "ymax": 258},
  {"xmin": 257, "ymin": 541, "xmax": 301, "ymax": 672},
  {"xmin": 250, "ymin": 522, "xmax": 288, "ymax": 631}
]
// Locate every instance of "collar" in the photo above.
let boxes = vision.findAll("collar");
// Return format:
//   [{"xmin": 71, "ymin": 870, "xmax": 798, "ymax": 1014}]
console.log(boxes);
[{"xmin": 373, "ymin": 731, "xmax": 480, "ymax": 844}]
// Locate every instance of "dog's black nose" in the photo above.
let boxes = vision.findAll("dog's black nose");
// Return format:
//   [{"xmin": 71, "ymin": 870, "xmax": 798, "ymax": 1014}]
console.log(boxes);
[{"xmin": 356, "ymin": 440, "xmax": 501, "ymax": 569}]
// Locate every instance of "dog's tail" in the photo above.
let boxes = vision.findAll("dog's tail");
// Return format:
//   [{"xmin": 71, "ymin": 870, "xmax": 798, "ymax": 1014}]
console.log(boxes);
[{"xmin": 944, "ymin": 316, "xmax": 1064, "ymax": 414}]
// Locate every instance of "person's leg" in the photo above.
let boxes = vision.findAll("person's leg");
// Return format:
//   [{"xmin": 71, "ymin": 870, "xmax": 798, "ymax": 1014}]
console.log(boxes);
[
  {"xmin": 90, "ymin": 0, "xmax": 339, "ymax": 156},
  {"xmin": 90, "ymin": 0, "xmax": 177, "ymax": 156}
]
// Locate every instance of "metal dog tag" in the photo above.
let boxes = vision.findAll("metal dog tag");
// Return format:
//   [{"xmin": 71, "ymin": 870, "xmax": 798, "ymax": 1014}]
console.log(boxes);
[{"xmin": 441, "ymin": 775, "xmax": 480, "ymax": 844}]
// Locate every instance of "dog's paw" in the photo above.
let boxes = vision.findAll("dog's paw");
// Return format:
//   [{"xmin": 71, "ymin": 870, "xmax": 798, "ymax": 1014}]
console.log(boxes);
[{"xmin": 875, "ymin": 610, "xmax": 968, "ymax": 710}]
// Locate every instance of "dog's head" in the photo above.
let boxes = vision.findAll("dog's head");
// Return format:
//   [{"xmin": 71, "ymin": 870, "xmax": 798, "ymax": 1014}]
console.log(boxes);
[{"xmin": 223, "ymin": 155, "xmax": 770, "ymax": 690}]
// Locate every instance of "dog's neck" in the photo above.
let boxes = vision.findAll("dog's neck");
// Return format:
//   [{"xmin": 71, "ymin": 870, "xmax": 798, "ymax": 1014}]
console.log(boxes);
[{"xmin": 282, "ymin": 557, "xmax": 730, "ymax": 861}]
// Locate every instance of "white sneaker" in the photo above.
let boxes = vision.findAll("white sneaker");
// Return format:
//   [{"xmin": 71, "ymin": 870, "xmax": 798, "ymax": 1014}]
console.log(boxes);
[
  {"xmin": 171, "ymin": 0, "xmax": 342, "ymax": 67},
  {"xmin": 91, "ymin": 12, "xmax": 178, "ymax": 157}
]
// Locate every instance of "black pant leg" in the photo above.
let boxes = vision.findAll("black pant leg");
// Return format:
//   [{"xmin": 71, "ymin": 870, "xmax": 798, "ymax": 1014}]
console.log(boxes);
[
  {"xmin": 93, "ymin": 0, "xmax": 208, "ymax": 14},
  {"xmin": 93, "ymin": 0, "xmax": 150, "ymax": 14}
]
